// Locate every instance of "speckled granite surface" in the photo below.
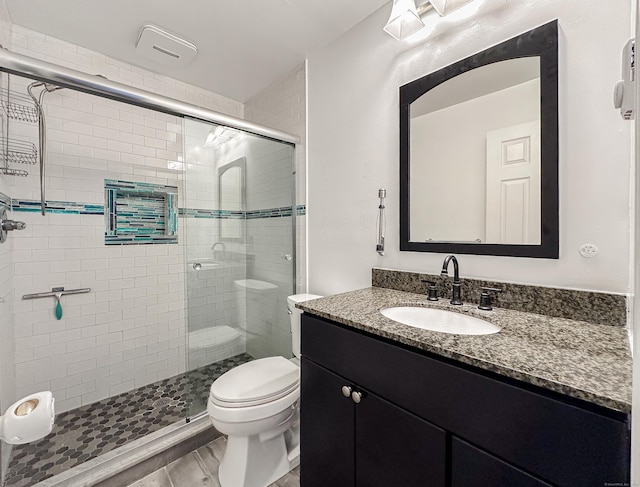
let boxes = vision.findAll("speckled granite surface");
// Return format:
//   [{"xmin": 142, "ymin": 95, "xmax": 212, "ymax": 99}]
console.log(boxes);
[
  {"xmin": 372, "ymin": 268, "xmax": 627, "ymax": 326},
  {"xmin": 298, "ymin": 287, "xmax": 632, "ymax": 413}
]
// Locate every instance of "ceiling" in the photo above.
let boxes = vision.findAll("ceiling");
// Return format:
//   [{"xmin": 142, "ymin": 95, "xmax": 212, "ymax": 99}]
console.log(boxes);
[{"xmin": 5, "ymin": 0, "xmax": 390, "ymax": 102}]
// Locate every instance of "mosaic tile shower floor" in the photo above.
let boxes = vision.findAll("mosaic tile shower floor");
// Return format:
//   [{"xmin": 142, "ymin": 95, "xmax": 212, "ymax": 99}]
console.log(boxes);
[{"xmin": 3, "ymin": 354, "xmax": 253, "ymax": 487}]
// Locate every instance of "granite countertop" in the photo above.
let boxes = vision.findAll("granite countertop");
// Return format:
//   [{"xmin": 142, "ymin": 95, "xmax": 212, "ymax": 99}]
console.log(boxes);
[{"xmin": 298, "ymin": 287, "xmax": 632, "ymax": 414}]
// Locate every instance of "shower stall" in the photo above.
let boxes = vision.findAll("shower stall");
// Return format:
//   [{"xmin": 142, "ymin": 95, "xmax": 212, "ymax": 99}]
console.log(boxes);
[{"xmin": 0, "ymin": 49, "xmax": 297, "ymax": 487}]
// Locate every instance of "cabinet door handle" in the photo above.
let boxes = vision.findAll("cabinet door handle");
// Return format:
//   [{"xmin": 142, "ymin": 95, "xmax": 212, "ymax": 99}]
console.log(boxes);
[
  {"xmin": 351, "ymin": 390, "xmax": 363, "ymax": 404},
  {"xmin": 341, "ymin": 385, "xmax": 353, "ymax": 398}
]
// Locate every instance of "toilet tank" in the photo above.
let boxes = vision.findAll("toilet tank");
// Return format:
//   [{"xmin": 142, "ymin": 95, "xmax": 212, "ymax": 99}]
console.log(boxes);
[{"xmin": 287, "ymin": 294, "xmax": 323, "ymax": 358}]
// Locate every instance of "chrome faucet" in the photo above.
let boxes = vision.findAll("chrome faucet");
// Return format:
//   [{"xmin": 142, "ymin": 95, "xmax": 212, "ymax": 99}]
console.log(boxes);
[
  {"xmin": 211, "ymin": 242, "xmax": 226, "ymax": 252},
  {"xmin": 441, "ymin": 255, "xmax": 462, "ymax": 305}
]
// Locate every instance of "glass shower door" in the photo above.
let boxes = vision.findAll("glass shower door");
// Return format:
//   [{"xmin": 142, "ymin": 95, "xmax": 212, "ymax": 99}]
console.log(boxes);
[{"xmin": 182, "ymin": 117, "xmax": 295, "ymax": 418}]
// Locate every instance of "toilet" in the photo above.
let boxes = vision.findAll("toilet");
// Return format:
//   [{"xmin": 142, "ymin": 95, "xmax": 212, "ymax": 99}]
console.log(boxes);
[{"xmin": 207, "ymin": 293, "xmax": 322, "ymax": 487}]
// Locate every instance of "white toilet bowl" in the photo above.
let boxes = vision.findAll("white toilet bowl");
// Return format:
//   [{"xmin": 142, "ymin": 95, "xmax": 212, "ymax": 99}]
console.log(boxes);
[
  {"xmin": 207, "ymin": 293, "xmax": 322, "ymax": 487},
  {"xmin": 208, "ymin": 356, "xmax": 300, "ymax": 487}
]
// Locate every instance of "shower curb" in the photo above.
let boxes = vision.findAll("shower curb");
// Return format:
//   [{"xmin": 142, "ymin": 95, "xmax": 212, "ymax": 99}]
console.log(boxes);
[{"xmin": 33, "ymin": 416, "xmax": 218, "ymax": 487}]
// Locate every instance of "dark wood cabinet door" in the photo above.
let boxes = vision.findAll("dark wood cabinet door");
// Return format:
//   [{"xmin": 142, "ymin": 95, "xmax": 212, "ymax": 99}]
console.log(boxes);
[
  {"xmin": 452, "ymin": 437, "xmax": 553, "ymax": 487},
  {"xmin": 300, "ymin": 358, "xmax": 355, "ymax": 487},
  {"xmin": 356, "ymin": 391, "xmax": 447, "ymax": 487}
]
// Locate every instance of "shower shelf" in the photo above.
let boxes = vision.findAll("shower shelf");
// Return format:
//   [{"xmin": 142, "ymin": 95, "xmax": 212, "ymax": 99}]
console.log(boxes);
[
  {"xmin": 0, "ymin": 87, "xmax": 39, "ymax": 123},
  {"xmin": 0, "ymin": 138, "xmax": 38, "ymax": 165}
]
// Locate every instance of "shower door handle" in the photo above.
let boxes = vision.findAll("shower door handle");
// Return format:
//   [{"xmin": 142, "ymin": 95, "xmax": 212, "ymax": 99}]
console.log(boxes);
[{"xmin": 282, "ymin": 254, "xmax": 292, "ymax": 261}]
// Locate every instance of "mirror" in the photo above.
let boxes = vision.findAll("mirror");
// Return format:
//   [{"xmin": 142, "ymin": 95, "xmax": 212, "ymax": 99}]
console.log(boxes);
[
  {"xmin": 219, "ymin": 157, "xmax": 245, "ymax": 241},
  {"xmin": 399, "ymin": 21, "xmax": 558, "ymax": 258}
]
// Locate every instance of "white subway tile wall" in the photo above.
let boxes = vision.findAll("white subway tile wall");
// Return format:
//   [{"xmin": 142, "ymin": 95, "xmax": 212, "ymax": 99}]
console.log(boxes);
[
  {"xmin": 4, "ymin": 25, "xmax": 245, "ymax": 413},
  {"xmin": 0, "ymin": 22, "xmax": 306, "ymax": 416},
  {"xmin": 12, "ymin": 213, "xmax": 188, "ymax": 412},
  {"xmin": 0, "ymin": 192, "xmax": 15, "ymax": 414},
  {"xmin": 0, "ymin": 0, "xmax": 15, "ymax": 414},
  {"xmin": 182, "ymin": 121, "xmax": 295, "ymax": 366},
  {"xmin": 245, "ymin": 62, "xmax": 307, "ymax": 293},
  {"xmin": 210, "ymin": 130, "xmax": 296, "ymax": 360},
  {"xmin": 0, "ymin": 58, "xmax": 17, "ymax": 415},
  {"xmin": 182, "ymin": 119, "xmax": 248, "ymax": 370}
]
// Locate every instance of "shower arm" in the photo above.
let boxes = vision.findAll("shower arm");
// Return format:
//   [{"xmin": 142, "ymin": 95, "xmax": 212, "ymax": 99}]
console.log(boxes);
[
  {"xmin": 37, "ymin": 90, "xmax": 46, "ymax": 216},
  {"xmin": 27, "ymin": 82, "xmax": 59, "ymax": 216}
]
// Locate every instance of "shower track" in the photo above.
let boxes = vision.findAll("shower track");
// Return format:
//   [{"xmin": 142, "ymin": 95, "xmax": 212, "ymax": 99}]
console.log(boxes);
[{"xmin": 0, "ymin": 48, "xmax": 298, "ymax": 146}]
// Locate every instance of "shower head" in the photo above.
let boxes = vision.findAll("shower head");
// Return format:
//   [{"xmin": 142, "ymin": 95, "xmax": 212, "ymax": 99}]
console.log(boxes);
[{"xmin": 43, "ymin": 83, "xmax": 64, "ymax": 92}]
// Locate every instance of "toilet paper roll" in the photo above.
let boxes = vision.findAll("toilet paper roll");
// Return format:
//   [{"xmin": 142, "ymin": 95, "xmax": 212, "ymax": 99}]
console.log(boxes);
[{"xmin": 0, "ymin": 391, "xmax": 55, "ymax": 444}]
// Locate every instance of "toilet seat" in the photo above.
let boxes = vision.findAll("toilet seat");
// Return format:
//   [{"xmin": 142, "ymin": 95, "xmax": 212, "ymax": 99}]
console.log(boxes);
[
  {"xmin": 210, "ymin": 356, "xmax": 299, "ymax": 408},
  {"xmin": 208, "ymin": 356, "xmax": 300, "ymax": 424}
]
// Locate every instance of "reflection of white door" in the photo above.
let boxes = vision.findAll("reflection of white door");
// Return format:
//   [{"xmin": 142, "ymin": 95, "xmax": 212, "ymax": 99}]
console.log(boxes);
[{"xmin": 485, "ymin": 121, "xmax": 540, "ymax": 244}]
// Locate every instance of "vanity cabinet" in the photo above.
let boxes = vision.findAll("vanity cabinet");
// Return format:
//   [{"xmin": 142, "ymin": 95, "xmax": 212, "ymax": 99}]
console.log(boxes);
[
  {"xmin": 300, "ymin": 314, "xmax": 630, "ymax": 487},
  {"xmin": 451, "ymin": 438, "xmax": 552, "ymax": 487},
  {"xmin": 301, "ymin": 358, "xmax": 446, "ymax": 487}
]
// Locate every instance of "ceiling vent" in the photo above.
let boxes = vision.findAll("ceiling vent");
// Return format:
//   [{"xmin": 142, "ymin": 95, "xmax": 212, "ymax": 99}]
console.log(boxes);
[{"xmin": 135, "ymin": 25, "xmax": 197, "ymax": 67}]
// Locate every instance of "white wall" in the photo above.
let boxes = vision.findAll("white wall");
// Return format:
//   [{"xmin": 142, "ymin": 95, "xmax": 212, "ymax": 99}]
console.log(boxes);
[
  {"xmin": 411, "ymin": 79, "xmax": 539, "ymax": 242},
  {"xmin": 307, "ymin": 0, "xmax": 632, "ymax": 295}
]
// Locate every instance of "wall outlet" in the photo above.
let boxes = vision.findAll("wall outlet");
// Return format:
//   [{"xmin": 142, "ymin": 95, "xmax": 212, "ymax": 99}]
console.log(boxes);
[{"xmin": 579, "ymin": 244, "xmax": 599, "ymax": 258}]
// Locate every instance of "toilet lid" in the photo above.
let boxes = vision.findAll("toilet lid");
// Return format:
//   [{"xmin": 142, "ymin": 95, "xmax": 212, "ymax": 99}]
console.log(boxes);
[{"xmin": 210, "ymin": 356, "xmax": 299, "ymax": 407}]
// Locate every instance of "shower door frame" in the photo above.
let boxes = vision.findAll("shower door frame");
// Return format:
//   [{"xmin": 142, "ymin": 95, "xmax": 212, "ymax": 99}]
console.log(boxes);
[
  {"xmin": 0, "ymin": 46, "xmax": 300, "ymax": 487},
  {"xmin": 0, "ymin": 48, "xmax": 299, "ymax": 146},
  {"xmin": 0, "ymin": 48, "xmax": 300, "ymax": 414}
]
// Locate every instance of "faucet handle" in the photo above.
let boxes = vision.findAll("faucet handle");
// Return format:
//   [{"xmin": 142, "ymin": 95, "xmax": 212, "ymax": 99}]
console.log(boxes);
[
  {"xmin": 421, "ymin": 280, "xmax": 438, "ymax": 301},
  {"xmin": 478, "ymin": 287, "xmax": 502, "ymax": 311}
]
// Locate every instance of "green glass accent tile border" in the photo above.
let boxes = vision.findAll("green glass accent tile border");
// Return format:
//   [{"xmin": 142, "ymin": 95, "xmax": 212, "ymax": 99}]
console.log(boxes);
[
  {"xmin": 246, "ymin": 206, "xmax": 292, "ymax": 219},
  {"xmin": 11, "ymin": 200, "xmax": 307, "ymax": 218},
  {"xmin": 0, "ymin": 191, "xmax": 11, "ymax": 210},
  {"xmin": 12, "ymin": 199, "xmax": 104, "ymax": 214},
  {"xmin": 179, "ymin": 208, "xmax": 245, "ymax": 219}
]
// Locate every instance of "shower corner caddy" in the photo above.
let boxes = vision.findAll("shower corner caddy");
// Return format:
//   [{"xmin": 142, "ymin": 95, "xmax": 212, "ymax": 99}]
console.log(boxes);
[{"xmin": 0, "ymin": 85, "xmax": 39, "ymax": 178}]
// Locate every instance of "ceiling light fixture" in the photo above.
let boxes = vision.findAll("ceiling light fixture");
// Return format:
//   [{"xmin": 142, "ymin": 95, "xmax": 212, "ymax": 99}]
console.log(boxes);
[
  {"xmin": 383, "ymin": 0, "xmax": 425, "ymax": 40},
  {"xmin": 383, "ymin": 0, "xmax": 475, "ymax": 40},
  {"xmin": 429, "ymin": 0, "xmax": 475, "ymax": 16},
  {"xmin": 205, "ymin": 126, "xmax": 238, "ymax": 149},
  {"xmin": 205, "ymin": 126, "xmax": 225, "ymax": 146}
]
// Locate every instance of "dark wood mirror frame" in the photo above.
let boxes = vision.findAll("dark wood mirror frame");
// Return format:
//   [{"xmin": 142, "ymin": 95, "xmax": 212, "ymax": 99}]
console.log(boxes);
[{"xmin": 399, "ymin": 20, "xmax": 559, "ymax": 258}]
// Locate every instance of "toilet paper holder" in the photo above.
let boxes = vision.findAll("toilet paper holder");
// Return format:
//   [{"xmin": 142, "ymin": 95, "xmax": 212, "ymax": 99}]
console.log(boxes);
[{"xmin": 0, "ymin": 391, "xmax": 55, "ymax": 444}]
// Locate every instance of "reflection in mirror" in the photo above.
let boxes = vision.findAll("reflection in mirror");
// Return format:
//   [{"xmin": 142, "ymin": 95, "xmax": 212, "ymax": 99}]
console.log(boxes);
[
  {"xmin": 399, "ymin": 20, "xmax": 558, "ymax": 258},
  {"xmin": 410, "ymin": 58, "xmax": 541, "ymax": 245},
  {"xmin": 219, "ymin": 157, "xmax": 245, "ymax": 241}
]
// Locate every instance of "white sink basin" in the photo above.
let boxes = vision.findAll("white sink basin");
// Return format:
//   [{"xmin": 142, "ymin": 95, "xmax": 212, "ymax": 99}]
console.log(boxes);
[{"xmin": 380, "ymin": 306, "xmax": 500, "ymax": 336}]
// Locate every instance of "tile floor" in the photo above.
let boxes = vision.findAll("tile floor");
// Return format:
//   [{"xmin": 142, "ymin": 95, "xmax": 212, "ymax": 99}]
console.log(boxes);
[
  {"xmin": 127, "ymin": 436, "xmax": 300, "ymax": 487},
  {"xmin": 3, "ymin": 354, "xmax": 253, "ymax": 487}
]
